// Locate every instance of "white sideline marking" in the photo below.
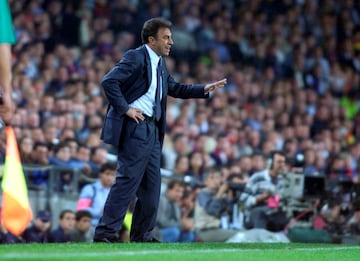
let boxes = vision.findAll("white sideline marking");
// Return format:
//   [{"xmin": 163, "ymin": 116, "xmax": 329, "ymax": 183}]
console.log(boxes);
[{"xmin": 2, "ymin": 246, "xmax": 360, "ymax": 259}]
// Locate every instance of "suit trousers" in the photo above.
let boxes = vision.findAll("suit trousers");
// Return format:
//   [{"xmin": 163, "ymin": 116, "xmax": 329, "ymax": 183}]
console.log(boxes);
[{"xmin": 94, "ymin": 117, "xmax": 162, "ymax": 242}]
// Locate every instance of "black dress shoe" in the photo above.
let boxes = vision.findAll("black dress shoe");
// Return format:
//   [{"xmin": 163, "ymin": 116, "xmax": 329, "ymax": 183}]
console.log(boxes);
[
  {"xmin": 132, "ymin": 237, "xmax": 161, "ymax": 243},
  {"xmin": 93, "ymin": 237, "xmax": 123, "ymax": 243},
  {"xmin": 144, "ymin": 237, "xmax": 161, "ymax": 243}
]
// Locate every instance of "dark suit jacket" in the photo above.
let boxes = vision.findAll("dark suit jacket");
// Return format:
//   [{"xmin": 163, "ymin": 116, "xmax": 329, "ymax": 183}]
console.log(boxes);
[{"xmin": 100, "ymin": 45, "xmax": 208, "ymax": 147}]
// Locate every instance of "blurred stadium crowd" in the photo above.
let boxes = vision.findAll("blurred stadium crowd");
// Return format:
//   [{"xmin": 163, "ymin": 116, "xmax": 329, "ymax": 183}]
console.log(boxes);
[{"xmin": 1, "ymin": 0, "xmax": 360, "ymax": 243}]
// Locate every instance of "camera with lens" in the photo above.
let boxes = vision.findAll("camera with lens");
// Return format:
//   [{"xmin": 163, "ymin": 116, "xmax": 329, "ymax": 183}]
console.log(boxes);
[
  {"xmin": 228, "ymin": 181, "xmax": 245, "ymax": 192},
  {"xmin": 226, "ymin": 173, "xmax": 246, "ymax": 203},
  {"xmin": 227, "ymin": 173, "xmax": 246, "ymax": 192}
]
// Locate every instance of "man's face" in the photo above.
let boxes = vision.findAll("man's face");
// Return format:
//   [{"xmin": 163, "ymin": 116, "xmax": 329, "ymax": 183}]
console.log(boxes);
[
  {"xmin": 34, "ymin": 146, "xmax": 48, "ymax": 159},
  {"xmin": 167, "ymin": 184, "xmax": 184, "ymax": 202},
  {"xmin": 76, "ymin": 216, "xmax": 92, "ymax": 233},
  {"xmin": 77, "ymin": 147, "xmax": 90, "ymax": 161},
  {"xmin": 34, "ymin": 218, "xmax": 51, "ymax": 232},
  {"xmin": 205, "ymin": 172, "xmax": 221, "ymax": 190},
  {"xmin": 272, "ymin": 154, "xmax": 286, "ymax": 175},
  {"xmin": 100, "ymin": 170, "xmax": 116, "ymax": 188},
  {"xmin": 60, "ymin": 212, "xmax": 75, "ymax": 233},
  {"xmin": 149, "ymin": 27, "xmax": 173, "ymax": 56}
]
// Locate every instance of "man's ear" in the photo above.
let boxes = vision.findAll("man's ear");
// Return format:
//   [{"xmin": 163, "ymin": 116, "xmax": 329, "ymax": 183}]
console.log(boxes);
[{"xmin": 148, "ymin": 36, "xmax": 155, "ymax": 44}]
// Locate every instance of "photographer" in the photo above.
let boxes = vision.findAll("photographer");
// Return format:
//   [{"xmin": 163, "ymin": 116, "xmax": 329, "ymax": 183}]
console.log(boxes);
[
  {"xmin": 226, "ymin": 173, "xmax": 247, "ymax": 230},
  {"xmin": 239, "ymin": 151, "xmax": 289, "ymax": 232},
  {"xmin": 155, "ymin": 180, "xmax": 196, "ymax": 242},
  {"xmin": 193, "ymin": 168, "xmax": 238, "ymax": 242}
]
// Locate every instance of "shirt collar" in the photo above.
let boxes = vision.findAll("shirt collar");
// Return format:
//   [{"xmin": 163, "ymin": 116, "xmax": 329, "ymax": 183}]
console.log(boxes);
[{"xmin": 145, "ymin": 44, "xmax": 161, "ymax": 66}]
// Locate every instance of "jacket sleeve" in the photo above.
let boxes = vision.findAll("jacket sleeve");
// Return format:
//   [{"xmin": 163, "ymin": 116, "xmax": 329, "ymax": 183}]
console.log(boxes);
[
  {"xmin": 240, "ymin": 171, "xmax": 273, "ymax": 209},
  {"xmin": 101, "ymin": 50, "xmax": 139, "ymax": 114},
  {"xmin": 165, "ymin": 67, "xmax": 209, "ymax": 99}
]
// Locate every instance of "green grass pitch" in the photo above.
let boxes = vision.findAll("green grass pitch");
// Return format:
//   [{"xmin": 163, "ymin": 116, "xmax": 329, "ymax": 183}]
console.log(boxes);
[{"xmin": 0, "ymin": 242, "xmax": 359, "ymax": 261}]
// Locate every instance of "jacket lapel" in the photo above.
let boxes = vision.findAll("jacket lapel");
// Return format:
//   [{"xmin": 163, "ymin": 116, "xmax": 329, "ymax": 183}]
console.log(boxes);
[{"xmin": 143, "ymin": 46, "xmax": 152, "ymax": 87}]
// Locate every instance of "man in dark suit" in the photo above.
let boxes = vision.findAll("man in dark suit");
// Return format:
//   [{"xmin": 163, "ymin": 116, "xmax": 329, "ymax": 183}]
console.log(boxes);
[{"xmin": 94, "ymin": 17, "xmax": 226, "ymax": 243}]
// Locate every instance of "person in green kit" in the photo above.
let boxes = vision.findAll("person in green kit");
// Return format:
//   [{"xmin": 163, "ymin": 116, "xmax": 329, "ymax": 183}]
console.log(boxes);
[{"xmin": 0, "ymin": 0, "xmax": 16, "ymax": 124}]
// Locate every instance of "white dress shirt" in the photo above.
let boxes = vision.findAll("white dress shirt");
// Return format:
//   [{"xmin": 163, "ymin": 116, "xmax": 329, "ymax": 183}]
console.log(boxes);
[{"xmin": 129, "ymin": 44, "xmax": 162, "ymax": 117}]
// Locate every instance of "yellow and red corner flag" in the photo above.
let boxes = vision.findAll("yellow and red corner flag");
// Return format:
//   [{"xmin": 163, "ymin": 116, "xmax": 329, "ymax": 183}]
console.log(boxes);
[{"xmin": 1, "ymin": 126, "xmax": 32, "ymax": 235}]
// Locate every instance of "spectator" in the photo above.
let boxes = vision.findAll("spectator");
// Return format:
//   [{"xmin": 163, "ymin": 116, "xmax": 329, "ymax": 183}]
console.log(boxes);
[
  {"xmin": 303, "ymin": 148, "xmax": 319, "ymax": 176},
  {"xmin": 170, "ymin": 14, "xmax": 197, "ymax": 62},
  {"xmin": 88, "ymin": 146, "xmax": 108, "ymax": 177},
  {"xmin": 283, "ymin": 138, "xmax": 298, "ymax": 163},
  {"xmin": 48, "ymin": 209, "xmax": 76, "ymax": 243},
  {"xmin": 162, "ymin": 133, "xmax": 190, "ymax": 170},
  {"xmin": 48, "ymin": 142, "xmax": 74, "ymax": 192},
  {"xmin": 42, "ymin": 123, "xmax": 59, "ymax": 147},
  {"xmin": 240, "ymin": 151, "xmax": 289, "ymax": 232},
  {"xmin": 76, "ymin": 162, "xmax": 116, "ymax": 226},
  {"xmin": 187, "ymin": 151, "xmax": 206, "ymax": 183},
  {"xmin": 70, "ymin": 210, "xmax": 94, "ymax": 243},
  {"xmin": 211, "ymin": 133, "xmax": 234, "ymax": 166},
  {"xmin": 39, "ymin": 94, "xmax": 55, "ymax": 125},
  {"xmin": 22, "ymin": 210, "xmax": 51, "ymax": 243},
  {"xmin": 238, "ymin": 155, "xmax": 253, "ymax": 177},
  {"xmin": 155, "ymin": 180, "xmax": 196, "ymax": 242},
  {"xmin": 194, "ymin": 168, "xmax": 238, "ymax": 242},
  {"xmin": 67, "ymin": 142, "xmax": 93, "ymax": 188},
  {"xmin": 172, "ymin": 154, "xmax": 190, "ymax": 177},
  {"xmin": 250, "ymin": 152, "xmax": 266, "ymax": 175},
  {"xmin": 19, "ymin": 136, "xmax": 34, "ymax": 164},
  {"xmin": 27, "ymin": 141, "xmax": 50, "ymax": 189},
  {"xmin": 30, "ymin": 127, "xmax": 45, "ymax": 144},
  {"xmin": 179, "ymin": 186, "xmax": 197, "ymax": 229}
]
